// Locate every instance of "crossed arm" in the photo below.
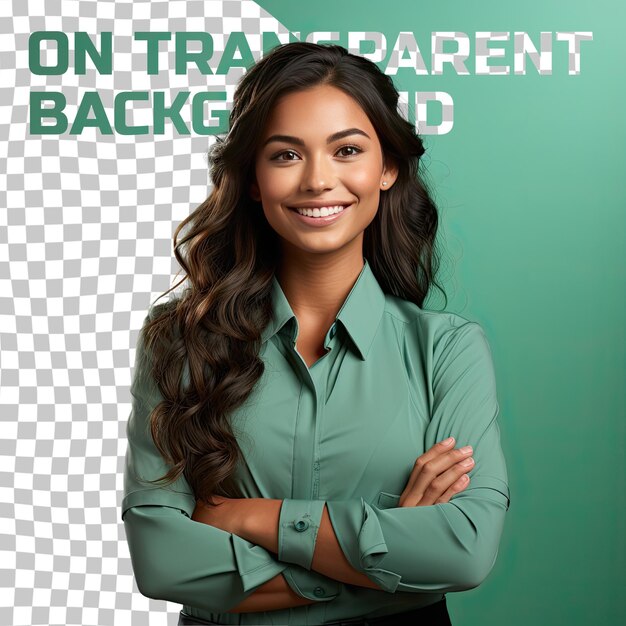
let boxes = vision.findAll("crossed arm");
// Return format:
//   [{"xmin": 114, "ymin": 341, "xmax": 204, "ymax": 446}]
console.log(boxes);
[
  {"xmin": 192, "ymin": 497, "xmax": 380, "ymax": 589},
  {"xmin": 125, "ymin": 320, "xmax": 510, "ymax": 614},
  {"xmin": 191, "ymin": 497, "xmax": 382, "ymax": 612}
]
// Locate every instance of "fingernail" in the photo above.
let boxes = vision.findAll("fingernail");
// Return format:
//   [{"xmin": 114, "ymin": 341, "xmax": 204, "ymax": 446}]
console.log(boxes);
[
  {"xmin": 460, "ymin": 446, "xmax": 473, "ymax": 453},
  {"xmin": 442, "ymin": 437, "xmax": 454, "ymax": 445}
]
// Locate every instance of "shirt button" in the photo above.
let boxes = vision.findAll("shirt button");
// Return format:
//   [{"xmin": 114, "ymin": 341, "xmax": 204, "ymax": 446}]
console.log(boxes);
[
  {"xmin": 294, "ymin": 519, "xmax": 309, "ymax": 532},
  {"xmin": 313, "ymin": 586, "xmax": 325, "ymax": 597}
]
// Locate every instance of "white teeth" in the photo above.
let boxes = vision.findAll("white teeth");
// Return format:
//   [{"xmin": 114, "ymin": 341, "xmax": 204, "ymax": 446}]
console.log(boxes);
[{"xmin": 294, "ymin": 205, "xmax": 348, "ymax": 217}]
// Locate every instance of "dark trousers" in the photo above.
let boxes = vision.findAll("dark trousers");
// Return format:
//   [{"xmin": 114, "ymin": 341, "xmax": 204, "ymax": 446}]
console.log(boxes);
[{"xmin": 178, "ymin": 596, "xmax": 452, "ymax": 625}]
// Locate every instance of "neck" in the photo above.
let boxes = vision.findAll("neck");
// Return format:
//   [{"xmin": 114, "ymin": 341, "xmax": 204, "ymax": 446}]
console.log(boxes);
[{"xmin": 276, "ymin": 246, "xmax": 365, "ymax": 327}]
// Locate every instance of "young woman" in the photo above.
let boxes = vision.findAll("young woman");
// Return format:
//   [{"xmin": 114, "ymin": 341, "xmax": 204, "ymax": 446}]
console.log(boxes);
[{"xmin": 121, "ymin": 42, "xmax": 511, "ymax": 626}]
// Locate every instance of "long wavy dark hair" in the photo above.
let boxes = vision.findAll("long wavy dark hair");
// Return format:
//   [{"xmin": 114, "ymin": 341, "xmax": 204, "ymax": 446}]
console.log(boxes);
[{"xmin": 139, "ymin": 42, "xmax": 447, "ymax": 506}]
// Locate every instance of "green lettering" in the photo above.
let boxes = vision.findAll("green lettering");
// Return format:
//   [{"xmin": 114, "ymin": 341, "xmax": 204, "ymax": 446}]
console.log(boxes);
[
  {"xmin": 75, "ymin": 32, "xmax": 112, "ymax": 74},
  {"xmin": 134, "ymin": 32, "xmax": 172, "ymax": 74},
  {"xmin": 29, "ymin": 91, "xmax": 67, "ymax": 134},
  {"xmin": 29, "ymin": 31, "xmax": 68, "ymax": 75},
  {"xmin": 115, "ymin": 92, "xmax": 150, "ymax": 135},
  {"xmin": 217, "ymin": 32, "xmax": 255, "ymax": 74},
  {"xmin": 70, "ymin": 92, "xmax": 112, "ymax": 134},
  {"xmin": 153, "ymin": 91, "xmax": 190, "ymax": 134},
  {"xmin": 175, "ymin": 32, "xmax": 214, "ymax": 75},
  {"xmin": 191, "ymin": 92, "xmax": 228, "ymax": 135}
]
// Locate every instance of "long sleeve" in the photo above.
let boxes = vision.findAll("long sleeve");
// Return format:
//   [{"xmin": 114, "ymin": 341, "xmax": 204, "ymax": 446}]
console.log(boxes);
[
  {"xmin": 279, "ymin": 321, "xmax": 511, "ymax": 594},
  {"xmin": 123, "ymin": 506, "xmax": 288, "ymax": 610},
  {"xmin": 121, "ymin": 311, "xmax": 287, "ymax": 612}
]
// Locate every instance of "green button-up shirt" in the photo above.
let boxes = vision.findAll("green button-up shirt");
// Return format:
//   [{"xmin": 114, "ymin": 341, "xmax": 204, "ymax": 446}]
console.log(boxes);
[{"xmin": 121, "ymin": 259, "xmax": 511, "ymax": 625}]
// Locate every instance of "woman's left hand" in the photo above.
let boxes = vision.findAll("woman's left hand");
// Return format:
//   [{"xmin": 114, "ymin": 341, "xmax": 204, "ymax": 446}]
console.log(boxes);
[{"xmin": 191, "ymin": 496, "xmax": 243, "ymax": 535}]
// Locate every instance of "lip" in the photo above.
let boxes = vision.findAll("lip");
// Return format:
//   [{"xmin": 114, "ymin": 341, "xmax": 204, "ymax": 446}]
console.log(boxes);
[
  {"xmin": 289, "ymin": 201, "xmax": 353, "ymax": 209},
  {"xmin": 288, "ymin": 202, "xmax": 353, "ymax": 227}
]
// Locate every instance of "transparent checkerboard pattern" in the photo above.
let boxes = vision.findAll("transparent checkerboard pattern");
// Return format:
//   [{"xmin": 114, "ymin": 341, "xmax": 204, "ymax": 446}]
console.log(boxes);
[{"xmin": 0, "ymin": 1, "xmax": 292, "ymax": 624}]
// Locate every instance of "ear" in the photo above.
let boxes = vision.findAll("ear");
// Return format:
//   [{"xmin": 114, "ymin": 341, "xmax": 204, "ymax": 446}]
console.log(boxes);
[{"xmin": 381, "ymin": 156, "xmax": 399, "ymax": 190}]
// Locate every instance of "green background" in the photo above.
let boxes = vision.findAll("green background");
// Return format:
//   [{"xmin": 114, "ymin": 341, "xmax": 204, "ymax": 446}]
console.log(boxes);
[{"xmin": 257, "ymin": 1, "xmax": 625, "ymax": 624}]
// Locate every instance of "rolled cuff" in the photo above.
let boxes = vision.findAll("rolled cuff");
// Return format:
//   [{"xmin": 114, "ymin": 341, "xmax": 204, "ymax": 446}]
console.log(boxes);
[
  {"xmin": 278, "ymin": 498, "xmax": 326, "ymax": 570},
  {"xmin": 121, "ymin": 487, "xmax": 196, "ymax": 521},
  {"xmin": 123, "ymin": 505, "xmax": 288, "ymax": 613},
  {"xmin": 326, "ymin": 498, "xmax": 401, "ymax": 593},
  {"xmin": 282, "ymin": 565, "xmax": 342, "ymax": 602},
  {"xmin": 231, "ymin": 534, "xmax": 290, "ymax": 593}
]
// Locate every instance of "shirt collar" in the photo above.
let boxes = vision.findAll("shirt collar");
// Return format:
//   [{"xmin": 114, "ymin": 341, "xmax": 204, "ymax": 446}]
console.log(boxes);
[{"xmin": 260, "ymin": 258, "xmax": 386, "ymax": 360}]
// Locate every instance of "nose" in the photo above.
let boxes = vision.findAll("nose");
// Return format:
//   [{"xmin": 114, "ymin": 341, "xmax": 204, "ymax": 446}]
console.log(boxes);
[{"xmin": 300, "ymin": 153, "xmax": 336, "ymax": 194}]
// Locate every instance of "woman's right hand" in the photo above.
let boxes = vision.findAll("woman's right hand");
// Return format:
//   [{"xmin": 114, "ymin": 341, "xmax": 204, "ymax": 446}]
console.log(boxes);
[{"xmin": 398, "ymin": 438, "xmax": 474, "ymax": 507}]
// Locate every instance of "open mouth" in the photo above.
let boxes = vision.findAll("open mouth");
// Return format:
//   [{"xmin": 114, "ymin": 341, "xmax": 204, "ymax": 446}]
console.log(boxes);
[{"xmin": 288, "ymin": 203, "xmax": 352, "ymax": 217}]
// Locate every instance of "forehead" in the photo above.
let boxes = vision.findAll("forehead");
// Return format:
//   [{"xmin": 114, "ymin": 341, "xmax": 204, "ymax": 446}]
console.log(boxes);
[{"xmin": 261, "ymin": 85, "xmax": 375, "ymax": 139}]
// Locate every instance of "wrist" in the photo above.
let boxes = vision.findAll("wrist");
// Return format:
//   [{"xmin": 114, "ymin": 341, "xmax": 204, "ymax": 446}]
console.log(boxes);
[
  {"xmin": 237, "ymin": 498, "xmax": 259, "ymax": 539},
  {"xmin": 238, "ymin": 498, "xmax": 283, "ymax": 553}
]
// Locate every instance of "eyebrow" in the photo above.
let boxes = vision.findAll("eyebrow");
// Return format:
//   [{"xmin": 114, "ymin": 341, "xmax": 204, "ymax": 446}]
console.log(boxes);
[{"xmin": 261, "ymin": 127, "xmax": 371, "ymax": 148}]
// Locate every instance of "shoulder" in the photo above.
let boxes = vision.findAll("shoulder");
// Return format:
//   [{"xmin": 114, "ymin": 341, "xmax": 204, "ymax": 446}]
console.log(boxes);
[
  {"xmin": 138, "ymin": 297, "xmax": 183, "ymax": 352},
  {"xmin": 133, "ymin": 298, "xmax": 183, "ymax": 383},
  {"xmin": 380, "ymin": 296, "xmax": 497, "ymax": 403},
  {"xmin": 381, "ymin": 293, "xmax": 487, "ymax": 358},
  {"xmin": 146, "ymin": 297, "xmax": 180, "ymax": 325}
]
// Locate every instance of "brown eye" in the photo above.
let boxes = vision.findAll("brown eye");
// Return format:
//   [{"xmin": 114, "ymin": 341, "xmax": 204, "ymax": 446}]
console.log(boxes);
[
  {"xmin": 273, "ymin": 150, "xmax": 299, "ymax": 161},
  {"xmin": 337, "ymin": 145, "xmax": 363, "ymax": 157}
]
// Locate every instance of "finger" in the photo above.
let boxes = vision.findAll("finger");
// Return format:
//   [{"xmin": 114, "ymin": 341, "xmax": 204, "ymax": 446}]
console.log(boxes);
[
  {"xmin": 423, "ymin": 437, "xmax": 456, "ymax": 464},
  {"xmin": 400, "ymin": 438, "xmax": 456, "ymax": 499},
  {"xmin": 435, "ymin": 474, "xmax": 471, "ymax": 504},
  {"xmin": 418, "ymin": 457, "xmax": 474, "ymax": 506},
  {"xmin": 401, "ymin": 443, "xmax": 472, "ymax": 506}
]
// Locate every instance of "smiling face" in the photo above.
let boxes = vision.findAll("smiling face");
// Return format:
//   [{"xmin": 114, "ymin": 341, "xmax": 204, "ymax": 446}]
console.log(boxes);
[{"xmin": 250, "ymin": 84, "xmax": 397, "ymax": 262}]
